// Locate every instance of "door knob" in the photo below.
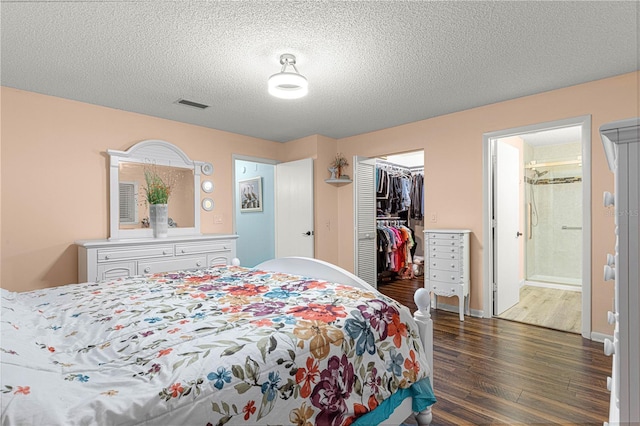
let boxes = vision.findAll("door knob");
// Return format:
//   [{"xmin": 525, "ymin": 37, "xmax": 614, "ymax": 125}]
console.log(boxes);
[
  {"xmin": 516, "ymin": 231, "xmax": 523, "ymax": 237},
  {"xmin": 302, "ymin": 231, "xmax": 314, "ymax": 236}
]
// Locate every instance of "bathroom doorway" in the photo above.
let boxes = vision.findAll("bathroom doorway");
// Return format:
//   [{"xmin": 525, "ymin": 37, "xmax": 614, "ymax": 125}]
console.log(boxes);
[{"xmin": 482, "ymin": 116, "xmax": 592, "ymax": 337}]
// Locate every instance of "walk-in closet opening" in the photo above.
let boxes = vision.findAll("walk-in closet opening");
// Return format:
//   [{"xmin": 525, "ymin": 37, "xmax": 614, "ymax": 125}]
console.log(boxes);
[
  {"xmin": 353, "ymin": 150, "xmax": 425, "ymax": 300},
  {"xmin": 375, "ymin": 151, "xmax": 425, "ymax": 286}
]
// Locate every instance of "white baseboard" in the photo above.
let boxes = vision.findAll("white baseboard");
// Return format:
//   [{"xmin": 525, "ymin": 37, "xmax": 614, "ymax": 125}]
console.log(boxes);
[
  {"xmin": 525, "ymin": 280, "xmax": 582, "ymax": 292},
  {"xmin": 590, "ymin": 332, "xmax": 612, "ymax": 343},
  {"xmin": 433, "ymin": 301, "xmax": 483, "ymax": 318}
]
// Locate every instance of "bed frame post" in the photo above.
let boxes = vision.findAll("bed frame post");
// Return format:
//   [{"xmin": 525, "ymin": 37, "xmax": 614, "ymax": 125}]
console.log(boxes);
[
  {"xmin": 413, "ymin": 288, "xmax": 433, "ymax": 386},
  {"xmin": 413, "ymin": 287, "xmax": 434, "ymax": 425}
]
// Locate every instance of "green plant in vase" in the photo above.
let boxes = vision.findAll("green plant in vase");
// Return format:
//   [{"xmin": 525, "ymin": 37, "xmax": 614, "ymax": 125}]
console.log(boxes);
[{"xmin": 143, "ymin": 166, "xmax": 175, "ymax": 237}]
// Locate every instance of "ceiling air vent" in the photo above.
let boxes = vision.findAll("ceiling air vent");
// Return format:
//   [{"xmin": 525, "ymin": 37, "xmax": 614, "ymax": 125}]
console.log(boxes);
[{"xmin": 175, "ymin": 99, "xmax": 209, "ymax": 110}]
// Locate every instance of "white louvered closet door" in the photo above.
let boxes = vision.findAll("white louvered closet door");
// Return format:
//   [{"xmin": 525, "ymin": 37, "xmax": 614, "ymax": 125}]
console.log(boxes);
[{"xmin": 354, "ymin": 156, "xmax": 377, "ymax": 288}]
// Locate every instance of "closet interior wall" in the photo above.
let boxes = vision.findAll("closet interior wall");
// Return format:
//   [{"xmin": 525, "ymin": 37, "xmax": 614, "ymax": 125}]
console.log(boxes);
[{"xmin": 375, "ymin": 157, "xmax": 424, "ymax": 284}]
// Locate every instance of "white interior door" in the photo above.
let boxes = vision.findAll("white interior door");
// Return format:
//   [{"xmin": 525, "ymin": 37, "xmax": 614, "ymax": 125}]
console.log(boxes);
[
  {"xmin": 495, "ymin": 141, "xmax": 521, "ymax": 315},
  {"xmin": 354, "ymin": 156, "xmax": 377, "ymax": 287},
  {"xmin": 275, "ymin": 158, "xmax": 314, "ymax": 258}
]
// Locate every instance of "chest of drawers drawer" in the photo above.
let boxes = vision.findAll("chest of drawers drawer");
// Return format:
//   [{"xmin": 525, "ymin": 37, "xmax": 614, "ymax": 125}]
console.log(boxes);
[
  {"xmin": 429, "ymin": 258, "xmax": 462, "ymax": 272},
  {"xmin": 430, "ymin": 282, "xmax": 463, "ymax": 298},
  {"xmin": 97, "ymin": 245, "xmax": 174, "ymax": 262},
  {"xmin": 429, "ymin": 269, "xmax": 463, "ymax": 283},
  {"xmin": 175, "ymin": 241, "xmax": 232, "ymax": 256}
]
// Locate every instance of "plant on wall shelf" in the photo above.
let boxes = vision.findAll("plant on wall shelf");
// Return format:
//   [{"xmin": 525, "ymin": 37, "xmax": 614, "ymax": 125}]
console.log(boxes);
[{"xmin": 331, "ymin": 153, "xmax": 349, "ymax": 178}]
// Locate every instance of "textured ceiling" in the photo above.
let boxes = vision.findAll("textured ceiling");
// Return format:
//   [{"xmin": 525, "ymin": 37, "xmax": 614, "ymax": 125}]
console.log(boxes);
[{"xmin": 1, "ymin": 1, "xmax": 638, "ymax": 143}]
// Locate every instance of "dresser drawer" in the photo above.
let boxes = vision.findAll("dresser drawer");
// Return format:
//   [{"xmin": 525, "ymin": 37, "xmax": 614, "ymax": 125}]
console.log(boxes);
[
  {"xmin": 430, "ymin": 282, "xmax": 464, "ymax": 298},
  {"xmin": 430, "ymin": 251, "xmax": 460, "ymax": 260},
  {"xmin": 428, "ymin": 238, "xmax": 463, "ymax": 248},
  {"xmin": 139, "ymin": 256, "xmax": 207, "ymax": 274},
  {"xmin": 428, "ymin": 258, "xmax": 462, "ymax": 272},
  {"xmin": 429, "ymin": 245, "xmax": 460, "ymax": 256},
  {"xmin": 97, "ymin": 245, "xmax": 174, "ymax": 262},
  {"xmin": 426, "ymin": 232, "xmax": 463, "ymax": 241},
  {"xmin": 428, "ymin": 269, "xmax": 463, "ymax": 283},
  {"xmin": 175, "ymin": 241, "xmax": 232, "ymax": 256}
]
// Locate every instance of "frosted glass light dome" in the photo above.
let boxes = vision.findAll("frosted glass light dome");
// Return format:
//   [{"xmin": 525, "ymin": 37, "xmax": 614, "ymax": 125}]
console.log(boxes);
[{"xmin": 268, "ymin": 54, "xmax": 308, "ymax": 100}]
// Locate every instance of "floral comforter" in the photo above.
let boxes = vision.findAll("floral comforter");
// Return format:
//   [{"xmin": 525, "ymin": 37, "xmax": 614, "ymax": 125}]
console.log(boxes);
[{"xmin": 1, "ymin": 266, "xmax": 434, "ymax": 425}]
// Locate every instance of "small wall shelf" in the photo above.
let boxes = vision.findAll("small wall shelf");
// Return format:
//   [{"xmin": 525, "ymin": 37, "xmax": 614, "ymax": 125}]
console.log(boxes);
[{"xmin": 325, "ymin": 178, "xmax": 352, "ymax": 186}]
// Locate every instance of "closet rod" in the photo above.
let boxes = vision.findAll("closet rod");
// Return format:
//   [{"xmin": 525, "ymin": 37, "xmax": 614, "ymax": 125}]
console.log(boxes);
[{"xmin": 376, "ymin": 160, "xmax": 412, "ymax": 171}]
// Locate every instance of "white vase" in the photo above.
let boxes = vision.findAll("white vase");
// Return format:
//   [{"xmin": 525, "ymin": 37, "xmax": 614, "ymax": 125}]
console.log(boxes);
[{"xmin": 150, "ymin": 204, "xmax": 168, "ymax": 238}]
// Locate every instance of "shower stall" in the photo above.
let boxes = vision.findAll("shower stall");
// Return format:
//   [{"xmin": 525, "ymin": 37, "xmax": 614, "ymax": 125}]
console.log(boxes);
[{"xmin": 524, "ymin": 142, "xmax": 582, "ymax": 288}]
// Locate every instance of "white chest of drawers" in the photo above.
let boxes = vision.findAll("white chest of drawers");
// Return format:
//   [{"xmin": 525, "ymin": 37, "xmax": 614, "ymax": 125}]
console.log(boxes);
[
  {"xmin": 76, "ymin": 234, "xmax": 238, "ymax": 283},
  {"xmin": 600, "ymin": 118, "xmax": 640, "ymax": 425},
  {"xmin": 424, "ymin": 229, "xmax": 471, "ymax": 321}
]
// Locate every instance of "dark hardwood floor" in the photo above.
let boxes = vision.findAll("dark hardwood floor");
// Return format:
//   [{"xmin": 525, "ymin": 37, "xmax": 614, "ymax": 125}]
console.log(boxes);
[{"xmin": 377, "ymin": 277, "xmax": 611, "ymax": 425}]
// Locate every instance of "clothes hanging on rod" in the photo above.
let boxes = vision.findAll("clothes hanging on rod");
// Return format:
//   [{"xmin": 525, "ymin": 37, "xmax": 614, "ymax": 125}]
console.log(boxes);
[
  {"xmin": 376, "ymin": 219, "xmax": 415, "ymax": 281},
  {"xmin": 376, "ymin": 162, "xmax": 414, "ymax": 216}
]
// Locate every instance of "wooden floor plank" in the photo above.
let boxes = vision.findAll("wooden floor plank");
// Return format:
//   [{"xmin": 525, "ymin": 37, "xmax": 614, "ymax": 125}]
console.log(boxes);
[{"xmin": 377, "ymin": 277, "xmax": 610, "ymax": 425}]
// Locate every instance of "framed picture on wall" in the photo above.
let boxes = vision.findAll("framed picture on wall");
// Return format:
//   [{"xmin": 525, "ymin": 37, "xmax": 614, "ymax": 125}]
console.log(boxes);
[{"xmin": 239, "ymin": 177, "xmax": 263, "ymax": 212}]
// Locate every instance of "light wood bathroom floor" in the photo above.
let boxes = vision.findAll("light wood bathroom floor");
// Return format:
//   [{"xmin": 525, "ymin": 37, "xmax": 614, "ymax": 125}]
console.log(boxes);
[{"xmin": 497, "ymin": 285, "xmax": 582, "ymax": 333}]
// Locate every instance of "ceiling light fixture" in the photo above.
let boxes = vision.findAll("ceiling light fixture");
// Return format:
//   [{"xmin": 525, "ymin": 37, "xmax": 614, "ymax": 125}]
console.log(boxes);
[{"xmin": 268, "ymin": 53, "xmax": 308, "ymax": 99}]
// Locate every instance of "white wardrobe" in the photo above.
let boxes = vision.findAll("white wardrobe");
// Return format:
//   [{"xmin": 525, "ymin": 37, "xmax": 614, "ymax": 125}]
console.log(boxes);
[{"xmin": 600, "ymin": 117, "xmax": 640, "ymax": 425}]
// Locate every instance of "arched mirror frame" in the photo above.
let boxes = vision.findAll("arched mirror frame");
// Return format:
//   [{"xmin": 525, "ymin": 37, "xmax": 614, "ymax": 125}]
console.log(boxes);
[{"xmin": 108, "ymin": 139, "xmax": 203, "ymax": 240}]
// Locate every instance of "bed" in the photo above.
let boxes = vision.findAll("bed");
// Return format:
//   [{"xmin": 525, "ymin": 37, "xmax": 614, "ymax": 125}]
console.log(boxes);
[{"xmin": 1, "ymin": 257, "xmax": 435, "ymax": 425}]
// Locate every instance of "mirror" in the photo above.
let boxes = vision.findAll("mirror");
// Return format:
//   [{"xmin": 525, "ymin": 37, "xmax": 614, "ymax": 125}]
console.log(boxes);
[
  {"xmin": 118, "ymin": 163, "xmax": 195, "ymax": 230},
  {"xmin": 108, "ymin": 140, "xmax": 203, "ymax": 240}
]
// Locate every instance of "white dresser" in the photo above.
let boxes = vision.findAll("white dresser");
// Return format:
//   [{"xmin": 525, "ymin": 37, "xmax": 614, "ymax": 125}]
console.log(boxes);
[
  {"xmin": 424, "ymin": 229, "xmax": 471, "ymax": 321},
  {"xmin": 600, "ymin": 118, "xmax": 640, "ymax": 425},
  {"xmin": 76, "ymin": 234, "xmax": 238, "ymax": 283}
]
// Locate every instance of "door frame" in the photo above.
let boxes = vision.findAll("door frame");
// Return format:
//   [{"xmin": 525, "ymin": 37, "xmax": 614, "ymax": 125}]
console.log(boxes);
[
  {"xmin": 232, "ymin": 155, "xmax": 278, "ymax": 260},
  {"xmin": 482, "ymin": 115, "xmax": 592, "ymax": 339}
]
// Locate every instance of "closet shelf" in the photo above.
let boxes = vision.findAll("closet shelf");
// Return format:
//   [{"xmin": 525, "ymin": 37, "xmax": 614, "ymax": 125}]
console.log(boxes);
[{"xmin": 325, "ymin": 178, "xmax": 352, "ymax": 185}]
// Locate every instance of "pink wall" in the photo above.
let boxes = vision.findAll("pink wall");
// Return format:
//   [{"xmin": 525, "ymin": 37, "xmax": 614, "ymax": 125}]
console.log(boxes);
[
  {"xmin": 1, "ymin": 87, "xmax": 281, "ymax": 291},
  {"xmin": 2, "ymin": 71, "xmax": 638, "ymax": 336},
  {"xmin": 334, "ymin": 72, "xmax": 639, "ymax": 335}
]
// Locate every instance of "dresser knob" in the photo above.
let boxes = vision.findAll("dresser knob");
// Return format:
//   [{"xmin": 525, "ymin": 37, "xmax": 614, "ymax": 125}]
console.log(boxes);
[
  {"xmin": 432, "ymin": 247, "xmax": 437, "ymax": 251},
  {"xmin": 451, "ymin": 276, "xmax": 456, "ymax": 280},
  {"xmin": 451, "ymin": 264, "xmax": 455, "ymax": 268},
  {"xmin": 196, "ymin": 261, "xmax": 202, "ymax": 267},
  {"xmin": 603, "ymin": 191, "xmax": 615, "ymax": 207},
  {"xmin": 104, "ymin": 255, "xmax": 110, "ymax": 260},
  {"xmin": 450, "ymin": 248, "xmax": 455, "ymax": 252},
  {"xmin": 604, "ymin": 265, "xmax": 615, "ymax": 281},
  {"xmin": 607, "ymin": 311, "xmax": 617, "ymax": 325},
  {"xmin": 451, "ymin": 254, "xmax": 455, "ymax": 259},
  {"xmin": 432, "ymin": 262, "xmax": 437, "ymax": 266},
  {"xmin": 603, "ymin": 338, "xmax": 615, "ymax": 356},
  {"xmin": 181, "ymin": 249, "xmax": 185, "ymax": 253},
  {"xmin": 144, "ymin": 267, "xmax": 151, "ymax": 273},
  {"xmin": 162, "ymin": 250, "xmax": 167, "ymax": 255},
  {"xmin": 450, "ymin": 235, "xmax": 455, "ymax": 239},
  {"xmin": 451, "ymin": 241, "xmax": 455, "ymax": 245},
  {"xmin": 607, "ymin": 376, "xmax": 612, "ymax": 391}
]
